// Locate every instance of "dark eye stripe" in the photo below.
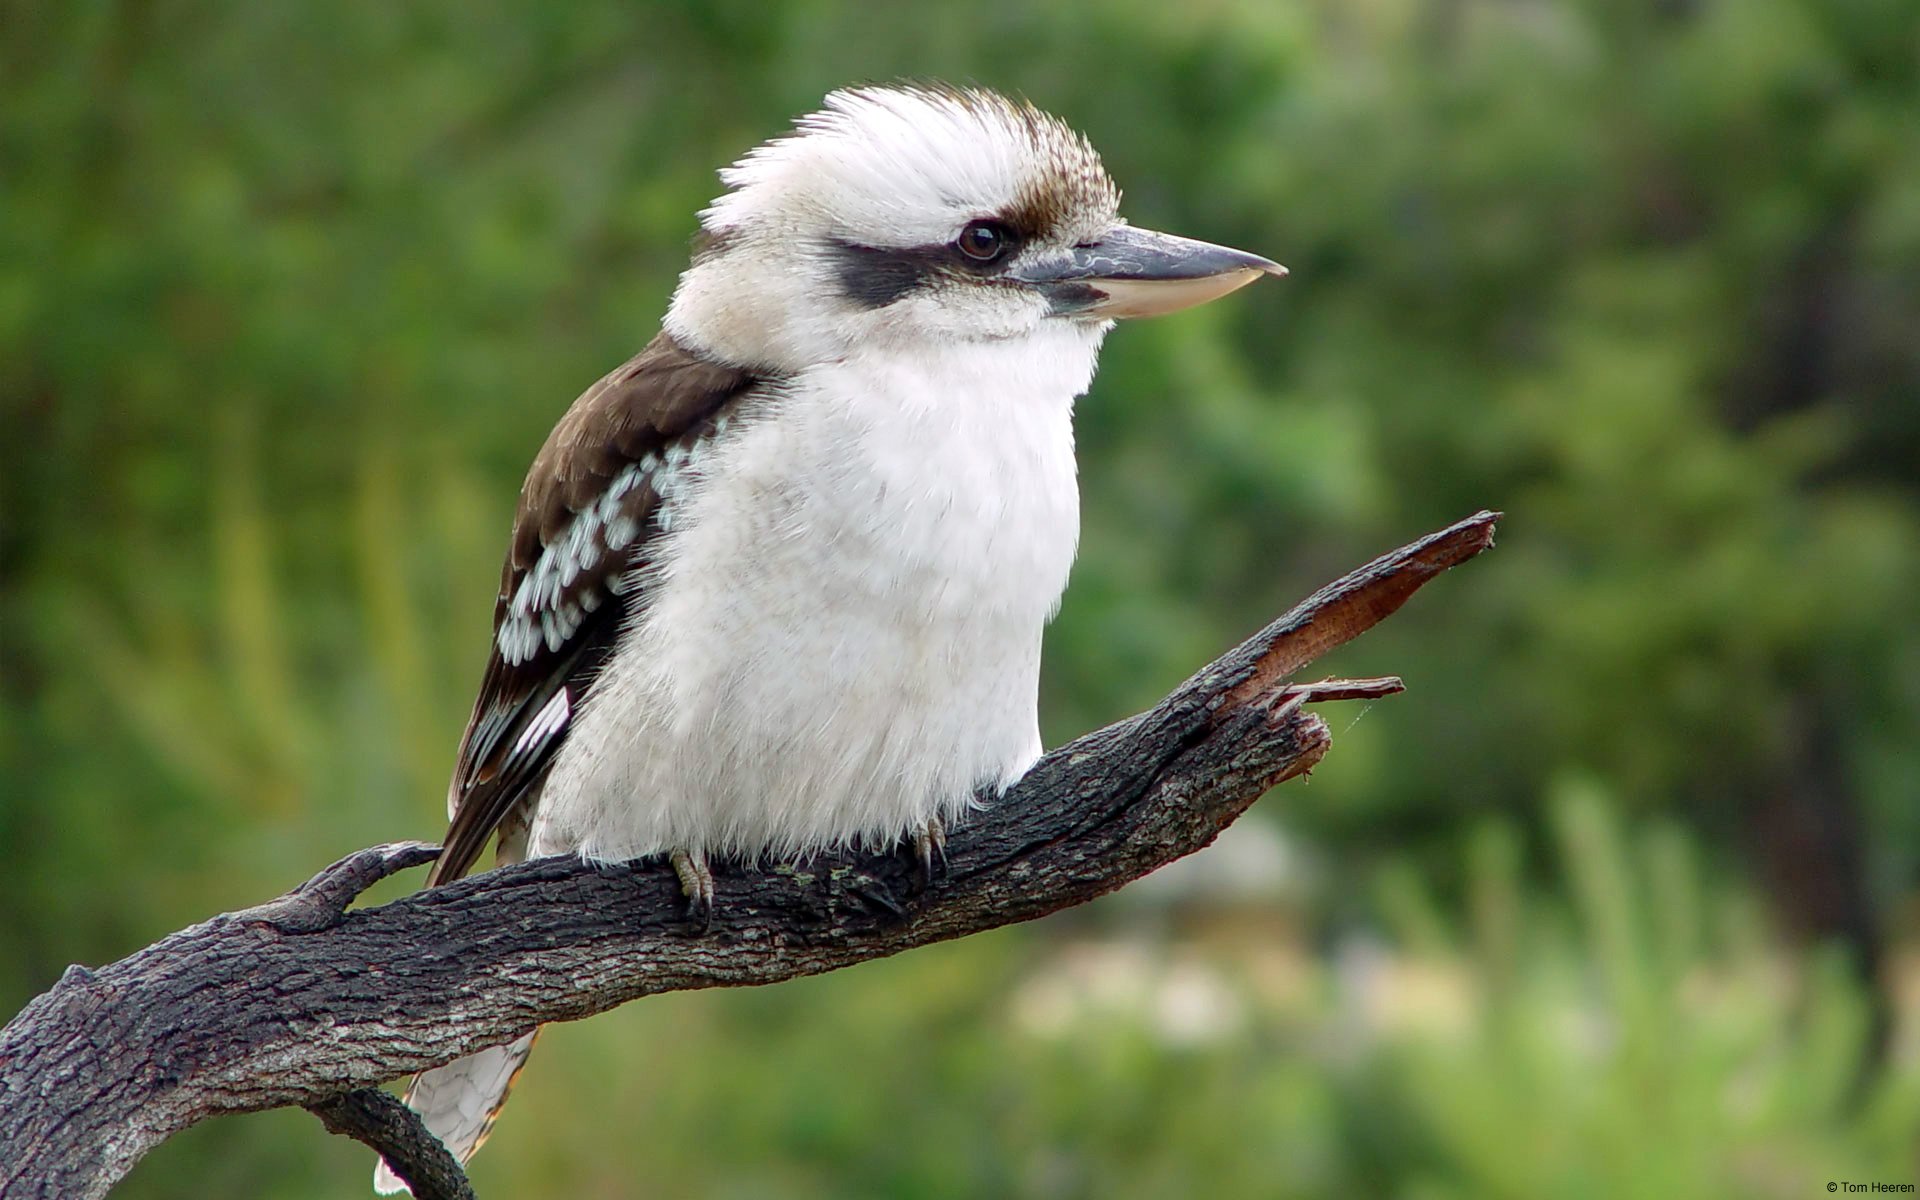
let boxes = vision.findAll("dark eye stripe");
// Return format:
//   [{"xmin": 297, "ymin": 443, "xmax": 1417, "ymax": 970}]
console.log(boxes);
[
  {"xmin": 830, "ymin": 241, "xmax": 937, "ymax": 308},
  {"xmin": 827, "ymin": 222, "xmax": 1029, "ymax": 311}
]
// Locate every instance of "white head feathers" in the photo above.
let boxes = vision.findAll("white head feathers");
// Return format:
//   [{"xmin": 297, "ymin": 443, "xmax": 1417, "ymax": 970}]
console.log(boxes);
[
  {"xmin": 666, "ymin": 85, "xmax": 1124, "ymax": 369},
  {"xmin": 701, "ymin": 85, "xmax": 1121, "ymax": 251}
]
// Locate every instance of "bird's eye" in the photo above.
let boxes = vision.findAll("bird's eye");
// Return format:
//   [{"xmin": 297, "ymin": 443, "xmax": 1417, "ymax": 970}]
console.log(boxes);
[{"xmin": 956, "ymin": 220, "xmax": 1015, "ymax": 264}]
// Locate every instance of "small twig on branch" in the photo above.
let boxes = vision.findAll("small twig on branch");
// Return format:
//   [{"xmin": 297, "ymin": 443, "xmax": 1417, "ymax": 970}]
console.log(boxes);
[
  {"xmin": 1282, "ymin": 676, "xmax": 1404, "ymax": 704},
  {"xmin": 245, "ymin": 841, "xmax": 443, "ymax": 934},
  {"xmin": 0, "ymin": 511, "xmax": 1499, "ymax": 1200}
]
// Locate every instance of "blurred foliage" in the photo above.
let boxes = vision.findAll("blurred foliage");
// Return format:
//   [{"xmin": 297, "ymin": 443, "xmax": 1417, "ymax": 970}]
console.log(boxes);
[{"xmin": 3, "ymin": 0, "xmax": 1918, "ymax": 1195}]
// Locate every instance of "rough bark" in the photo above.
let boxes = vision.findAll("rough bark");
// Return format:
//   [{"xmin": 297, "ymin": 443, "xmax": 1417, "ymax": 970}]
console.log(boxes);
[{"xmin": 0, "ymin": 511, "xmax": 1499, "ymax": 1200}]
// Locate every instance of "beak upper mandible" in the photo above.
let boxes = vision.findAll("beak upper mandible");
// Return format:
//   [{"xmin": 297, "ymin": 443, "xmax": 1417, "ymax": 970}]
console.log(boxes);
[{"xmin": 1013, "ymin": 225, "xmax": 1286, "ymax": 319}]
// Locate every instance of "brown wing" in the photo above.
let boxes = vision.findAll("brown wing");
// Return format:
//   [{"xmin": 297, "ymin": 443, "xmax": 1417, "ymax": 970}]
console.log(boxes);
[{"xmin": 427, "ymin": 331, "xmax": 765, "ymax": 886}]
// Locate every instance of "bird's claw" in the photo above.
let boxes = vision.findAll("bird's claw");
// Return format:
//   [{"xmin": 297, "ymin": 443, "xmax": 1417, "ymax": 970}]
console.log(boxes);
[
  {"xmin": 909, "ymin": 817, "xmax": 948, "ymax": 893},
  {"xmin": 849, "ymin": 877, "xmax": 906, "ymax": 917},
  {"xmin": 670, "ymin": 849, "xmax": 715, "ymax": 933}
]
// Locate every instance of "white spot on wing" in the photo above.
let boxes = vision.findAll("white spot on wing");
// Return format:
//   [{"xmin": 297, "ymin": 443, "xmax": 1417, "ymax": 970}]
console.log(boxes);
[
  {"xmin": 493, "ymin": 430, "xmax": 715, "ymax": 666},
  {"xmin": 605, "ymin": 514, "xmax": 640, "ymax": 551},
  {"xmin": 510, "ymin": 688, "xmax": 571, "ymax": 761}
]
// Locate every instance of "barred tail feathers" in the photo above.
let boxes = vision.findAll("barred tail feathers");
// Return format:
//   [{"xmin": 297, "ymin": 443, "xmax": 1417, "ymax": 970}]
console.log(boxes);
[
  {"xmin": 373, "ymin": 805, "xmax": 539, "ymax": 1195},
  {"xmin": 372, "ymin": 1031, "xmax": 539, "ymax": 1194}
]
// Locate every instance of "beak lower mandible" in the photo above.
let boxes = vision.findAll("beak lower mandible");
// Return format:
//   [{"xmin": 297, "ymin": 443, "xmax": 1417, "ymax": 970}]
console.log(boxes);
[{"xmin": 1013, "ymin": 225, "xmax": 1286, "ymax": 319}]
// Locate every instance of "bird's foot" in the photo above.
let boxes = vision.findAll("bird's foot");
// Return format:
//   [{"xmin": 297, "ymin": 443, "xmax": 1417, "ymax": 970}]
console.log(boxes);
[
  {"xmin": 847, "ymin": 875, "xmax": 906, "ymax": 918},
  {"xmin": 908, "ymin": 817, "xmax": 948, "ymax": 893},
  {"xmin": 670, "ymin": 848, "xmax": 715, "ymax": 932}
]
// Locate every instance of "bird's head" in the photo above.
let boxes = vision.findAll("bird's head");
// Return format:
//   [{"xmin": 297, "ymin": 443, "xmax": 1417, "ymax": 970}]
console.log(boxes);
[{"xmin": 666, "ymin": 84, "xmax": 1284, "ymax": 371}]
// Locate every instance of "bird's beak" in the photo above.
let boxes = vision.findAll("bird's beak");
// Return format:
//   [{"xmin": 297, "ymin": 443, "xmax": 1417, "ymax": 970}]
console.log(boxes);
[{"xmin": 1015, "ymin": 225, "xmax": 1285, "ymax": 320}]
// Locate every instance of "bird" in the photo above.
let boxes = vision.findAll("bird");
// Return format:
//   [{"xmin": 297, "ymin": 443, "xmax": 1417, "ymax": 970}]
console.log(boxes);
[{"xmin": 374, "ymin": 82, "xmax": 1282, "ymax": 1193}]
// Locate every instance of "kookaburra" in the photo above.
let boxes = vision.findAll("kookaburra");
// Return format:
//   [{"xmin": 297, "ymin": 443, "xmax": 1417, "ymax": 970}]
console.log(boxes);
[{"xmin": 376, "ymin": 83, "xmax": 1281, "ymax": 1192}]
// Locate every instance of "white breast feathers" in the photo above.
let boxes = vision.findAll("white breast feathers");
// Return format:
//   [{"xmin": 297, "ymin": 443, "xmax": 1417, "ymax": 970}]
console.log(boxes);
[{"xmin": 529, "ymin": 322, "xmax": 1104, "ymax": 863}]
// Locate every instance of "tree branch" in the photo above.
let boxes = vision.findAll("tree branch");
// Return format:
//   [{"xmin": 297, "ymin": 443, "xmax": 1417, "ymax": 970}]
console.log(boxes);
[
  {"xmin": 309, "ymin": 1089, "xmax": 477, "ymax": 1200},
  {"xmin": 0, "ymin": 511, "xmax": 1499, "ymax": 1200}
]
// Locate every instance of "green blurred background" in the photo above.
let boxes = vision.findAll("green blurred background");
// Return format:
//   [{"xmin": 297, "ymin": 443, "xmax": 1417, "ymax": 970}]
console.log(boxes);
[{"xmin": 5, "ymin": 0, "xmax": 1920, "ymax": 1196}]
